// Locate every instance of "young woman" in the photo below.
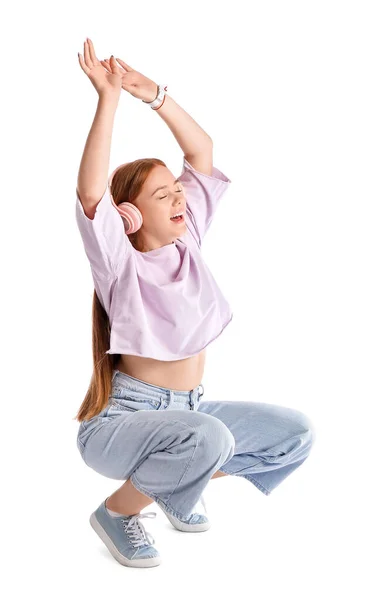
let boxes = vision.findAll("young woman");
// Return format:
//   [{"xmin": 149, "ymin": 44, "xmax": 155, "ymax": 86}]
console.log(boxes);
[{"xmin": 75, "ymin": 38, "xmax": 316, "ymax": 569}]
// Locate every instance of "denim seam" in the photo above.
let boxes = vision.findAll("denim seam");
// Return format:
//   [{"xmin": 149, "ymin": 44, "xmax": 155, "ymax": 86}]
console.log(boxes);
[
  {"xmin": 241, "ymin": 474, "xmax": 271, "ymax": 496},
  {"xmin": 219, "ymin": 458, "xmax": 264, "ymax": 476},
  {"xmin": 218, "ymin": 464, "xmax": 271, "ymax": 496},
  {"xmin": 129, "ymin": 419, "xmax": 199, "ymax": 520},
  {"xmin": 217, "ymin": 465, "xmax": 232, "ymax": 476},
  {"xmin": 132, "ymin": 418, "xmax": 197, "ymax": 505},
  {"xmin": 130, "ymin": 472, "xmax": 162, "ymax": 505},
  {"xmin": 110, "ymin": 399, "xmax": 159, "ymax": 409},
  {"xmin": 130, "ymin": 473, "xmax": 191, "ymax": 521},
  {"xmin": 163, "ymin": 424, "xmax": 199, "ymax": 506}
]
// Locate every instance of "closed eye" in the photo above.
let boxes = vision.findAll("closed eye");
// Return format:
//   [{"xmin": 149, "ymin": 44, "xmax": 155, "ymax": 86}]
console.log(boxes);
[{"xmin": 159, "ymin": 189, "xmax": 184, "ymax": 200}]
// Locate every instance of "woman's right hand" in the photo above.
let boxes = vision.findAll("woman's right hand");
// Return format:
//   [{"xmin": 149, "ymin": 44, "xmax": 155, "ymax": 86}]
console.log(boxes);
[{"xmin": 78, "ymin": 38, "xmax": 122, "ymax": 100}]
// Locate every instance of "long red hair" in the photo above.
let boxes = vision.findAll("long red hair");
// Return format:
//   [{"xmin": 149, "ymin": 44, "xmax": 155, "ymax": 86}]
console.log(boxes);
[{"xmin": 74, "ymin": 157, "xmax": 166, "ymax": 422}]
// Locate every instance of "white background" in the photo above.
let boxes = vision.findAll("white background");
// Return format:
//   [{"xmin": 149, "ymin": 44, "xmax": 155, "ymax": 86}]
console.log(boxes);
[{"xmin": 2, "ymin": 0, "xmax": 374, "ymax": 597}]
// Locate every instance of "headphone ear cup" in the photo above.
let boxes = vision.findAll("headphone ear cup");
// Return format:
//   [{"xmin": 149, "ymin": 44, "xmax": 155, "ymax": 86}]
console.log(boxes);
[
  {"xmin": 108, "ymin": 163, "xmax": 143, "ymax": 234},
  {"xmin": 111, "ymin": 198, "xmax": 143, "ymax": 234}
]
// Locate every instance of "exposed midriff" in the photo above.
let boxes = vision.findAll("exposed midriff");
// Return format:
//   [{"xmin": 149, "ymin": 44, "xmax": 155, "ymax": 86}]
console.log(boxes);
[{"xmin": 114, "ymin": 348, "xmax": 206, "ymax": 392}]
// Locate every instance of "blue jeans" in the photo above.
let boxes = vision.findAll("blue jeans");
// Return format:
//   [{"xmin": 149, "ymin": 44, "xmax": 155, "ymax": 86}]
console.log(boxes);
[{"xmin": 77, "ymin": 370, "xmax": 316, "ymax": 521}]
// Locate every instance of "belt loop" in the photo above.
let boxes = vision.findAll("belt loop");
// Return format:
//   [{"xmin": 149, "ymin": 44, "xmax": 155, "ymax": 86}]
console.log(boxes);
[
  {"xmin": 169, "ymin": 389, "xmax": 174, "ymax": 409},
  {"xmin": 198, "ymin": 383, "xmax": 204, "ymax": 399}
]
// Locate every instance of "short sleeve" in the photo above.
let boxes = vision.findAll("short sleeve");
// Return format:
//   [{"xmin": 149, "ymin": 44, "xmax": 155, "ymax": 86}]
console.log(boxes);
[
  {"xmin": 75, "ymin": 183, "xmax": 132, "ymax": 278},
  {"xmin": 178, "ymin": 157, "xmax": 231, "ymax": 247}
]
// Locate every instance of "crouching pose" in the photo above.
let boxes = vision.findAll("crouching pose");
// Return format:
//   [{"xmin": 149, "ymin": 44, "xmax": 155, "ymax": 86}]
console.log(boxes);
[{"xmin": 75, "ymin": 38, "xmax": 316, "ymax": 569}]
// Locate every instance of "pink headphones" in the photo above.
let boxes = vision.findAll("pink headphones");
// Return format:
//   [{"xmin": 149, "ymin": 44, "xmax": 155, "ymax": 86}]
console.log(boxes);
[{"xmin": 108, "ymin": 164, "xmax": 143, "ymax": 234}]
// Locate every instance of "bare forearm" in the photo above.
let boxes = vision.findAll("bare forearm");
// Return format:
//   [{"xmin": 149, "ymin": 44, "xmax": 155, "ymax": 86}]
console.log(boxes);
[
  {"xmin": 77, "ymin": 94, "xmax": 119, "ymax": 200},
  {"xmin": 154, "ymin": 94, "xmax": 213, "ymax": 156}
]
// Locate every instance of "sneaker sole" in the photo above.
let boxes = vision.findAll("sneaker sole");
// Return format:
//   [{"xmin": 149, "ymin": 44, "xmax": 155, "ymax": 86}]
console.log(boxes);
[{"xmin": 89, "ymin": 512, "xmax": 162, "ymax": 568}]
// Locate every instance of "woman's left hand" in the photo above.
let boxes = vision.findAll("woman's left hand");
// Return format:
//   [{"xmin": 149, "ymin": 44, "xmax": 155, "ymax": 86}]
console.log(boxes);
[{"xmin": 100, "ymin": 57, "xmax": 158, "ymax": 103}]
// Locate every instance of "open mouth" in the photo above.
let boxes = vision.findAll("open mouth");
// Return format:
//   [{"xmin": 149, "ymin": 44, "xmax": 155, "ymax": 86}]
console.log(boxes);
[{"xmin": 170, "ymin": 213, "xmax": 185, "ymax": 223}]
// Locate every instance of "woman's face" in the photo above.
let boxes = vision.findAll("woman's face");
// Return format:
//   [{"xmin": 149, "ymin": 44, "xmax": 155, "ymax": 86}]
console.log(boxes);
[{"xmin": 135, "ymin": 165, "xmax": 187, "ymax": 249}]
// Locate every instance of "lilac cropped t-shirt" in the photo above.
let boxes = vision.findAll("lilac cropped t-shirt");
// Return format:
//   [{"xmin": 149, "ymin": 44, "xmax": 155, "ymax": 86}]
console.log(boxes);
[{"xmin": 75, "ymin": 156, "xmax": 234, "ymax": 361}]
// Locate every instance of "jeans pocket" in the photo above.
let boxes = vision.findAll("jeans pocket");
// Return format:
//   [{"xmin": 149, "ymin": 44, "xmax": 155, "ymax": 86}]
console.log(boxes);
[
  {"xmin": 108, "ymin": 397, "xmax": 161, "ymax": 414},
  {"xmin": 109, "ymin": 400, "xmax": 138, "ymax": 414}
]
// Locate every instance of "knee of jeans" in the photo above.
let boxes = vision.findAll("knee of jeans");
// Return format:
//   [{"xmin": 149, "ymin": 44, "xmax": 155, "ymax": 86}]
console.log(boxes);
[
  {"xmin": 223, "ymin": 427, "xmax": 236, "ymax": 455},
  {"xmin": 223, "ymin": 430, "xmax": 236, "ymax": 462},
  {"xmin": 292, "ymin": 410, "xmax": 317, "ymax": 445},
  {"xmin": 309, "ymin": 421, "xmax": 317, "ymax": 445},
  {"xmin": 199, "ymin": 417, "xmax": 236, "ymax": 458}
]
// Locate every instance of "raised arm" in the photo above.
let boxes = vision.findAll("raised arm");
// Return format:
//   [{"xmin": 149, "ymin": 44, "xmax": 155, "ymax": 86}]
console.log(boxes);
[
  {"xmin": 75, "ymin": 40, "xmax": 131, "ymax": 278},
  {"xmin": 103, "ymin": 54, "xmax": 213, "ymax": 166},
  {"xmin": 77, "ymin": 40, "xmax": 122, "ymax": 216},
  {"xmin": 153, "ymin": 93, "xmax": 213, "ymax": 166},
  {"xmin": 104, "ymin": 55, "xmax": 231, "ymax": 246},
  {"xmin": 76, "ymin": 94, "xmax": 119, "ymax": 218}
]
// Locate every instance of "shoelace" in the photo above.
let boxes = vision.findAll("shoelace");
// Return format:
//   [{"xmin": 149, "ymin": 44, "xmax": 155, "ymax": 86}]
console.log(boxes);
[{"xmin": 122, "ymin": 511, "xmax": 157, "ymax": 548}]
